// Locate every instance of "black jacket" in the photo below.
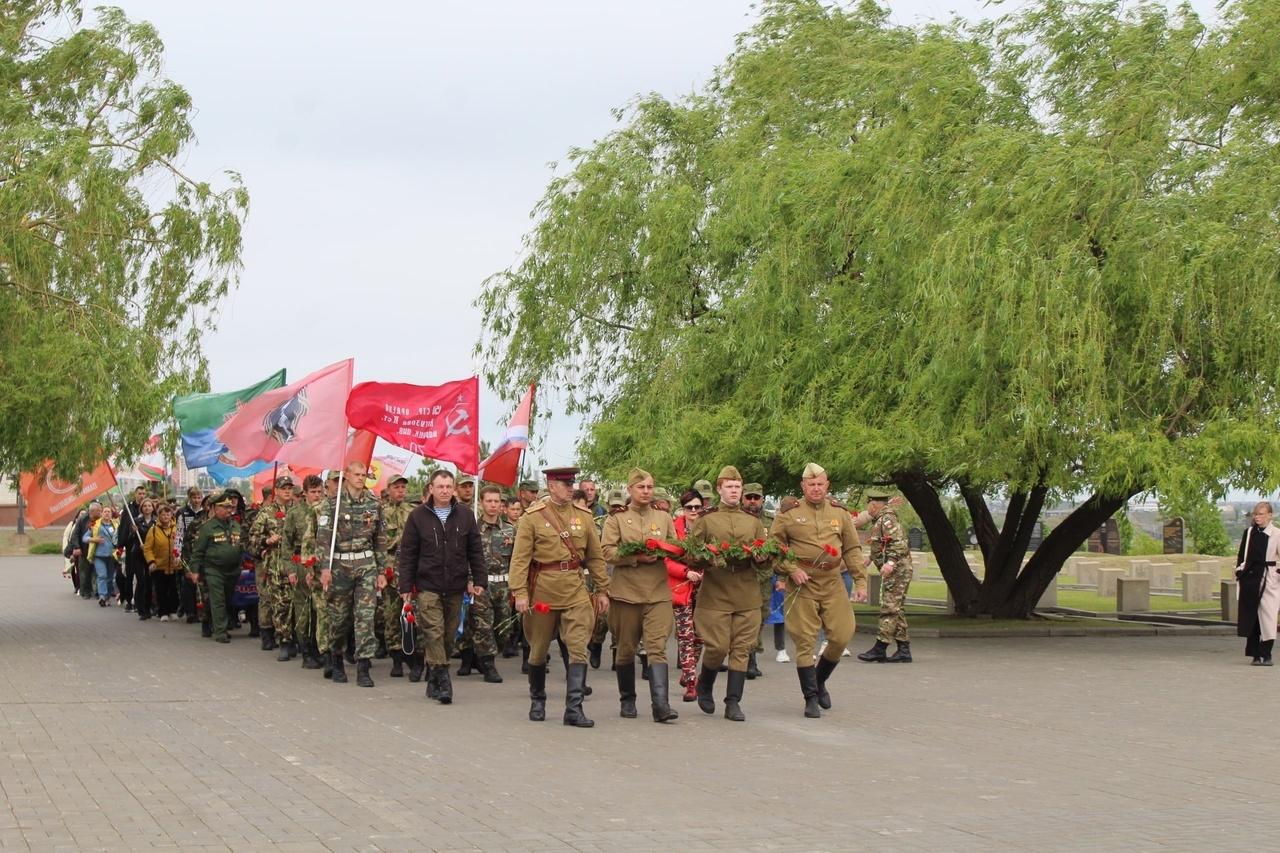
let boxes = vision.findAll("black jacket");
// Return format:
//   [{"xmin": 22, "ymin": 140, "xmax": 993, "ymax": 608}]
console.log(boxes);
[{"xmin": 398, "ymin": 498, "xmax": 485, "ymax": 594}]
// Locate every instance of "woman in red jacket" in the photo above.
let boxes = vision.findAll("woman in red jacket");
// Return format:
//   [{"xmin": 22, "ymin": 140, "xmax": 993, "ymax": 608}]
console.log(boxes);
[{"xmin": 667, "ymin": 489, "xmax": 706, "ymax": 702}]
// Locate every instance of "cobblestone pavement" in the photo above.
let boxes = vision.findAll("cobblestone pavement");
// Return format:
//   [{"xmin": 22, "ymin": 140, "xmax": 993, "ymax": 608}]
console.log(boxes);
[{"xmin": 1, "ymin": 555, "xmax": 1274, "ymax": 852}]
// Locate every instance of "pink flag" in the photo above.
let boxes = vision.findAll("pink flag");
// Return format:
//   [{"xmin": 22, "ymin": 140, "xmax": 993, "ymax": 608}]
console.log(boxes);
[
  {"xmin": 216, "ymin": 359, "xmax": 353, "ymax": 471},
  {"xmin": 478, "ymin": 383, "xmax": 534, "ymax": 487},
  {"xmin": 345, "ymin": 377, "xmax": 480, "ymax": 473}
]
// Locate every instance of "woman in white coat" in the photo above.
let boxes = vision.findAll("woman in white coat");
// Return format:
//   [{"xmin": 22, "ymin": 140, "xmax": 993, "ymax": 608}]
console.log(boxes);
[{"xmin": 1235, "ymin": 502, "xmax": 1280, "ymax": 666}]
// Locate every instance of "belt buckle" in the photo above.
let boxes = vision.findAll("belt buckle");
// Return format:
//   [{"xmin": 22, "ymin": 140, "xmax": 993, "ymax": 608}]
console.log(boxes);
[{"xmin": 559, "ymin": 560, "xmax": 571, "ymax": 571}]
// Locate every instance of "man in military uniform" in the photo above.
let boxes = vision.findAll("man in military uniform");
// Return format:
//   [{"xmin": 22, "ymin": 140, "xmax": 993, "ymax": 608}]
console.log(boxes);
[
  {"xmin": 693, "ymin": 479, "xmax": 714, "ymax": 503},
  {"xmin": 742, "ymin": 482, "xmax": 771, "ymax": 679},
  {"xmin": 283, "ymin": 474, "xmax": 324, "ymax": 669},
  {"xmin": 517, "ymin": 481, "xmax": 539, "ymax": 511},
  {"xmin": 250, "ymin": 476, "xmax": 298, "ymax": 661},
  {"xmin": 688, "ymin": 466, "xmax": 768, "ymax": 722},
  {"xmin": 181, "ymin": 495, "xmax": 213, "ymax": 636},
  {"xmin": 601, "ymin": 468, "xmax": 679, "ymax": 723},
  {"xmin": 308, "ymin": 461, "xmax": 390, "ymax": 687},
  {"xmin": 769, "ymin": 463, "xmax": 868, "ymax": 718},
  {"xmin": 510, "ymin": 467, "xmax": 610, "ymax": 727},
  {"xmin": 380, "ymin": 475, "xmax": 414, "ymax": 677},
  {"xmin": 455, "ymin": 474, "xmax": 476, "ymax": 509},
  {"xmin": 191, "ymin": 492, "xmax": 245, "ymax": 644},
  {"xmin": 468, "ymin": 484, "xmax": 513, "ymax": 682},
  {"xmin": 858, "ymin": 491, "xmax": 914, "ymax": 663}
]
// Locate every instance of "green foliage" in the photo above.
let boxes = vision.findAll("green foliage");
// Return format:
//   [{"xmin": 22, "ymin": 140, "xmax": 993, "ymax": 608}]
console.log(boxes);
[
  {"xmin": 0, "ymin": 2, "xmax": 248, "ymax": 477},
  {"xmin": 29, "ymin": 541, "xmax": 62, "ymax": 554},
  {"xmin": 1128, "ymin": 529, "xmax": 1164, "ymax": 556},
  {"xmin": 478, "ymin": 0, "xmax": 1280, "ymax": 610},
  {"xmin": 947, "ymin": 501, "xmax": 971, "ymax": 544},
  {"xmin": 1188, "ymin": 503, "xmax": 1232, "ymax": 557},
  {"xmin": 1115, "ymin": 510, "xmax": 1134, "ymax": 556}
]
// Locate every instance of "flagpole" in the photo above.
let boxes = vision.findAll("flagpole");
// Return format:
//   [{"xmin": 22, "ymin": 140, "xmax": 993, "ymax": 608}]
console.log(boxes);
[{"xmin": 326, "ymin": 471, "xmax": 344, "ymax": 583}]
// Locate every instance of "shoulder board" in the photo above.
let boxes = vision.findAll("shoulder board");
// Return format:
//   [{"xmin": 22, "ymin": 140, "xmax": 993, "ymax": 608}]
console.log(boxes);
[
  {"xmin": 828, "ymin": 498, "xmax": 848, "ymax": 510},
  {"xmin": 776, "ymin": 503, "xmax": 799, "ymax": 516},
  {"xmin": 525, "ymin": 501, "xmax": 548, "ymax": 514},
  {"xmin": 700, "ymin": 506, "xmax": 720, "ymax": 516}
]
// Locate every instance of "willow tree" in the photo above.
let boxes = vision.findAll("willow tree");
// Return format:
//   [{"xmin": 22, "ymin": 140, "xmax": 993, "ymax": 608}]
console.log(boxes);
[
  {"xmin": 478, "ymin": 0, "xmax": 1280, "ymax": 617},
  {"xmin": 0, "ymin": 2, "xmax": 248, "ymax": 477}
]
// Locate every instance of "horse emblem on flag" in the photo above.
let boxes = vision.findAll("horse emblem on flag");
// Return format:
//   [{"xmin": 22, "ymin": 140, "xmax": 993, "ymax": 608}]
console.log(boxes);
[{"xmin": 264, "ymin": 388, "xmax": 310, "ymax": 446}]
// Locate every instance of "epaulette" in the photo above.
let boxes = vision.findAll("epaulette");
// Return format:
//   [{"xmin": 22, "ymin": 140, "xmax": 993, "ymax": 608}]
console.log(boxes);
[
  {"xmin": 828, "ymin": 498, "xmax": 848, "ymax": 510},
  {"xmin": 776, "ymin": 502, "xmax": 799, "ymax": 516},
  {"xmin": 700, "ymin": 506, "xmax": 720, "ymax": 516}
]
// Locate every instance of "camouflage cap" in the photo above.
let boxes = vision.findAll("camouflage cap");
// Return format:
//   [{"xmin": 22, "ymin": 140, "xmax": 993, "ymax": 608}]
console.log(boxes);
[
  {"xmin": 326, "ymin": 470, "xmax": 342, "ymax": 481},
  {"xmin": 693, "ymin": 479, "xmax": 713, "ymax": 496},
  {"xmin": 653, "ymin": 487, "xmax": 672, "ymax": 504},
  {"xmin": 743, "ymin": 483, "xmax": 764, "ymax": 497},
  {"xmin": 606, "ymin": 488, "xmax": 626, "ymax": 507},
  {"xmin": 866, "ymin": 488, "xmax": 897, "ymax": 502},
  {"xmin": 518, "ymin": 480, "xmax": 539, "ymax": 492},
  {"xmin": 388, "ymin": 475, "xmax": 408, "ymax": 486},
  {"xmin": 274, "ymin": 476, "xmax": 296, "ymax": 489},
  {"xmin": 456, "ymin": 474, "xmax": 475, "ymax": 487}
]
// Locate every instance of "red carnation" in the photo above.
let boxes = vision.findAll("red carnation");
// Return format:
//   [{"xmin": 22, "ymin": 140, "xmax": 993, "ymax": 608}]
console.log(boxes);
[
  {"xmin": 274, "ymin": 511, "xmax": 285, "ymax": 520},
  {"xmin": 720, "ymin": 541, "xmax": 730, "ymax": 551},
  {"xmin": 644, "ymin": 537, "xmax": 661, "ymax": 549},
  {"xmin": 172, "ymin": 549, "xmax": 180, "ymax": 558},
  {"xmin": 385, "ymin": 567, "xmax": 394, "ymax": 580},
  {"xmin": 533, "ymin": 601, "xmax": 551, "ymax": 614},
  {"xmin": 304, "ymin": 557, "xmax": 317, "ymax": 568},
  {"xmin": 742, "ymin": 544, "xmax": 752, "ymax": 556},
  {"xmin": 404, "ymin": 613, "xmax": 415, "ymax": 624},
  {"xmin": 824, "ymin": 544, "xmax": 840, "ymax": 557},
  {"xmin": 752, "ymin": 538, "xmax": 766, "ymax": 548}
]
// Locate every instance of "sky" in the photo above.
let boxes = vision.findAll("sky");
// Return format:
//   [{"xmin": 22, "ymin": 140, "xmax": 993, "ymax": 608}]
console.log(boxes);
[{"xmin": 103, "ymin": 0, "xmax": 1222, "ymax": 480}]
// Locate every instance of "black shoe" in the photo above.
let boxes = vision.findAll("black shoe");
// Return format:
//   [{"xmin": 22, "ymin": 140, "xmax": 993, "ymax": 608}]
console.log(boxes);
[
  {"xmin": 723, "ymin": 671, "xmax": 746, "ymax": 722},
  {"xmin": 696, "ymin": 665, "xmax": 718, "ymax": 715},
  {"xmin": 1252, "ymin": 657, "xmax": 1262, "ymax": 665},
  {"xmin": 746, "ymin": 651, "xmax": 762, "ymax": 679},
  {"xmin": 214, "ymin": 635, "xmax": 230, "ymax": 644},
  {"xmin": 588, "ymin": 642, "xmax": 603, "ymax": 670},
  {"xmin": 425, "ymin": 666, "xmax": 440, "ymax": 700},
  {"xmin": 648, "ymin": 662, "xmax": 678, "ymax": 723},
  {"xmin": 479, "ymin": 656, "xmax": 503, "ymax": 684},
  {"xmin": 185, "ymin": 615, "xmax": 197, "ymax": 624},
  {"xmin": 857, "ymin": 640, "xmax": 889, "ymax": 662},
  {"xmin": 564, "ymin": 663, "xmax": 594, "ymax": 728},
  {"xmin": 345, "ymin": 633, "xmax": 356, "ymax": 665},
  {"xmin": 331, "ymin": 652, "xmax": 348, "ymax": 684},
  {"xmin": 260, "ymin": 628, "xmax": 275, "ymax": 651},
  {"xmin": 98, "ymin": 599, "xmax": 106, "ymax": 608},
  {"xmin": 344, "ymin": 650, "xmax": 356, "ymax": 665},
  {"xmin": 1264, "ymin": 658, "xmax": 1275, "ymax": 667},
  {"xmin": 640, "ymin": 653, "xmax": 650, "ymax": 681},
  {"xmin": 457, "ymin": 649, "xmax": 475, "ymax": 677},
  {"xmin": 798, "ymin": 666, "xmax": 822, "ymax": 718},
  {"xmin": 616, "ymin": 663, "xmax": 638, "ymax": 719},
  {"xmin": 502, "ymin": 636, "xmax": 518, "ymax": 658},
  {"xmin": 323, "ymin": 653, "xmax": 334, "ymax": 678},
  {"xmin": 247, "ymin": 621, "xmax": 260, "ymax": 638},
  {"xmin": 374, "ymin": 639, "xmax": 388, "ymax": 660},
  {"xmin": 408, "ymin": 654, "xmax": 425, "ymax": 683},
  {"xmin": 435, "ymin": 666, "xmax": 453, "ymax": 704},
  {"xmin": 302, "ymin": 647, "xmax": 323, "ymax": 670},
  {"xmin": 356, "ymin": 658, "xmax": 374, "ymax": 688},
  {"xmin": 886, "ymin": 641, "xmax": 912, "ymax": 663},
  {"xmin": 200, "ymin": 622, "xmax": 213, "ymax": 638},
  {"xmin": 816, "ymin": 656, "xmax": 837, "ymax": 710},
  {"xmin": 528, "ymin": 664, "xmax": 547, "ymax": 721},
  {"xmin": 276, "ymin": 642, "xmax": 293, "ymax": 662},
  {"xmin": 389, "ymin": 650, "xmax": 404, "ymax": 678}
]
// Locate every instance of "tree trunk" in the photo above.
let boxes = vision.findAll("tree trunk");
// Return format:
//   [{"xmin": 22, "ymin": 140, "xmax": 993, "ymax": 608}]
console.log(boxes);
[{"xmin": 895, "ymin": 471, "xmax": 980, "ymax": 613}]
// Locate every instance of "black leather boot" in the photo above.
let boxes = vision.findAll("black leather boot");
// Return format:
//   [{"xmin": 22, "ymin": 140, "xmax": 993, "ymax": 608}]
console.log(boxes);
[
  {"xmin": 408, "ymin": 653, "xmax": 425, "ymax": 683},
  {"xmin": 588, "ymin": 641, "xmax": 603, "ymax": 669},
  {"xmin": 520, "ymin": 644, "xmax": 530, "ymax": 675},
  {"xmin": 201, "ymin": 621, "xmax": 213, "ymax": 638},
  {"xmin": 374, "ymin": 638, "xmax": 388, "ymax": 659},
  {"xmin": 887, "ymin": 641, "xmax": 912, "ymax": 663},
  {"xmin": 356, "ymin": 658, "xmax": 374, "ymax": 688},
  {"xmin": 648, "ymin": 662, "xmax": 678, "ymax": 723},
  {"xmin": 746, "ymin": 651, "xmax": 762, "ymax": 679},
  {"xmin": 563, "ymin": 663, "xmax": 594, "ymax": 728},
  {"xmin": 502, "ymin": 634, "xmax": 518, "ymax": 658},
  {"xmin": 639, "ymin": 653, "xmax": 650, "ymax": 681},
  {"xmin": 723, "ymin": 671, "xmax": 746, "ymax": 722},
  {"xmin": 302, "ymin": 640, "xmax": 322, "ymax": 670},
  {"xmin": 425, "ymin": 665, "xmax": 440, "ymax": 700},
  {"xmin": 260, "ymin": 627, "xmax": 275, "ymax": 651},
  {"xmin": 330, "ymin": 651, "xmax": 348, "ymax": 684},
  {"xmin": 857, "ymin": 640, "xmax": 889, "ymax": 662},
  {"xmin": 528, "ymin": 663, "xmax": 547, "ymax": 721},
  {"xmin": 479, "ymin": 655, "xmax": 503, "ymax": 684},
  {"xmin": 616, "ymin": 663, "xmax": 637, "ymax": 718},
  {"xmin": 798, "ymin": 666, "xmax": 821, "ymax": 718},
  {"xmin": 434, "ymin": 665, "xmax": 453, "ymax": 704},
  {"xmin": 816, "ymin": 656, "xmax": 837, "ymax": 710},
  {"xmin": 696, "ymin": 665, "xmax": 718, "ymax": 715},
  {"xmin": 344, "ymin": 632, "xmax": 356, "ymax": 665},
  {"xmin": 322, "ymin": 649, "xmax": 334, "ymax": 678},
  {"xmin": 276, "ymin": 640, "xmax": 294, "ymax": 662},
  {"xmin": 389, "ymin": 650, "xmax": 404, "ymax": 678},
  {"xmin": 457, "ymin": 649, "xmax": 475, "ymax": 677}
]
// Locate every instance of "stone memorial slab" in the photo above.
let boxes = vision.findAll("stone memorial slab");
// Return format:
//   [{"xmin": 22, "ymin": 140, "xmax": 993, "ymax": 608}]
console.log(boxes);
[
  {"xmin": 1095, "ymin": 567, "xmax": 1125, "ymax": 596},
  {"xmin": 1116, "ymin": 577, "xmax": 1150, "ymax": 612},
  {"xmin": 1182, "ymin": 571, "xmax": 1213, "ymax": 602},
  {"xmin": 1221, "ymin": 579, "xmax": 1238, "ymax": 622}
]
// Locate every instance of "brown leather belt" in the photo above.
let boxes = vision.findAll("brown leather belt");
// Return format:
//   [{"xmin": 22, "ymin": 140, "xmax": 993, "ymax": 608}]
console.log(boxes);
[
  {"xmin": 532, "ymin": 559, "xmax": 581, "ymax": 572},
  {"xmin": 794, "ymin": 558, "xmax": 840, "ymax": 570}
]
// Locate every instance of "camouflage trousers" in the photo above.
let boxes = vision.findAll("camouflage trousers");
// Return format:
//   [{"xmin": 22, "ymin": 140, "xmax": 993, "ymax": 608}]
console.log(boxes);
[
  {"xmin": 877, "ymin": 562, "xmax": 913, "ymax": 644},
  {"xmin": 458, "ymin": 590, "xmax": 496, "ymax": 658},
  {"xmin": 326, "ymin": 561, "xmax": 377, "ymax": 660},
  {"xmin": 311, "ymin": 582, "xmax": 330, "ymax": 654},
  {"xmin": 255, "ymin": 558, "xmax": 274, "ymax": 636},
  {"xmin": 674, "ymin": 601, "xmax": 702, "ymax": 685},
  {"xmin": 266, "ymin": 566, "xmax": 295, "ymax": 643},
  {"xmin": 290, "ymin": 580, "xmax": 313, "ymax": 649}
]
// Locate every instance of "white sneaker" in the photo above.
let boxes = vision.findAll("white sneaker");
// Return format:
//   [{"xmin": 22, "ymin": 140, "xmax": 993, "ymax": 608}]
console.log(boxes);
[
  {"xmin": 159, "ymin": 615, "xmax": 169, "ymax": 622},
  {"xmin": 775, "ymin": 649, "xmax": 790, "ymax": 663},
  {"xmin": 818, "ymin": 640, "xmax": 828, "ymax": 655},
  {"xmin": 841, "ymin": 647, "xmax": 851, "ymax": 657}
]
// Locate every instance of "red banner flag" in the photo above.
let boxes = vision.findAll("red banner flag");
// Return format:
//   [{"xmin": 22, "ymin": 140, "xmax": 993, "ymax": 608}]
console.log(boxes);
[
  {"xmin": 478, "ymin": 383, "xmax": 535, "ymax": 487},
  {"xmin": 217, "ymin": 359, "xmax": 353, "ymax": 470},
  {"xmin": 20, "ymin": 460, "xmax": 118, "ymax": 528},
  {"xmin": 345, "ymin": 377, "xmax": 480, "ymax": 473},
  {"xmin": 345, "ymin": 428, "xmax": 377, "ymax": 469}
]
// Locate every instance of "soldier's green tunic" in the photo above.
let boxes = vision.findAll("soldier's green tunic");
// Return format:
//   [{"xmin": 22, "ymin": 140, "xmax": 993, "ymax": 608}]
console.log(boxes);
[
  {"xmin": 192, "ymin": 516, "xmax": 244, "ymax": 641},
  {"xmin": 868, "ymin": 508, "xmax": 913, "ymax": 643},
  {"xmin": 306, "ymin": 487, "xmax": 389, "ymax": 661}
]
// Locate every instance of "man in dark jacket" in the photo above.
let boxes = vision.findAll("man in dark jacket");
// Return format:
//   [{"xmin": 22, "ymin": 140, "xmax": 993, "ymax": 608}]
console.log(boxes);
[
  {"xmin": 398, "ymin": 469, "xmax": 485, "ymax": 704},
  {"xmin": 66, "ymin": 503, "xmax": 102, "ymax": 598}
]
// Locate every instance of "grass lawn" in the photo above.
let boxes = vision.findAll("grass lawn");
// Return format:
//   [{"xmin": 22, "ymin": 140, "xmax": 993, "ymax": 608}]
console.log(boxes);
[
  {"xmin": 904, "ymin": 580, "xmax": 1219, "ymax": 614},
  {"xmin": 847, "ymin": 609, "xmax": 1165, "ymax": 633}
]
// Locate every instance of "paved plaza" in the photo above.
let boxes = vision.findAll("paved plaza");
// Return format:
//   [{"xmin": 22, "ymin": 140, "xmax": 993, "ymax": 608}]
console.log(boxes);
[{"xmin": 0, "ymin": 555, "xmax": 1274, "ymax": 852}]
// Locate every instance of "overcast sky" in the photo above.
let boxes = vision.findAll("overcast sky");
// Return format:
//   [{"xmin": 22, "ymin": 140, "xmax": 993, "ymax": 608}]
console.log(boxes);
[{"xmin": 105, "ymin": 0, "xmax": 1221, "ymax": 479}]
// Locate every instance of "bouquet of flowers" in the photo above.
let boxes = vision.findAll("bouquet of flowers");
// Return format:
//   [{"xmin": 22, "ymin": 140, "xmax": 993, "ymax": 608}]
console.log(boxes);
[
  {"xmin": 739, "ymin": 537, "xmax": 792, "ymax": 565},
  {"xmin": 616, "ymin": 537, "xmax": 686, "ymax": 559}
]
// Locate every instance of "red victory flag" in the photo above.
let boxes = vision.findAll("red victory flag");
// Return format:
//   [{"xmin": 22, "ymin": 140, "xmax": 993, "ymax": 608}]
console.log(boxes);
[
  {"xmin": 20, "ymin": 460, "xmax": 118, "ymax": 528},
  {"xmin": 217, "ymin": 359, "xmax": 354, "ymax": 471},
  {"xmin": 478, "ymin": 383, "xmax": 534, "ymax": 487},
  {"xmin": 345, "ymin": 376, "xmax": 480, "ymax": 473}
]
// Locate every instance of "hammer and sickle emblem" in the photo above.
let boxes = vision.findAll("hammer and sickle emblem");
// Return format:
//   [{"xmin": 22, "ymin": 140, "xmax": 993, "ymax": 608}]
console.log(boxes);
[{"xmin": 445, "ymin": 408, "xmax": 471, "ymax": 436}]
